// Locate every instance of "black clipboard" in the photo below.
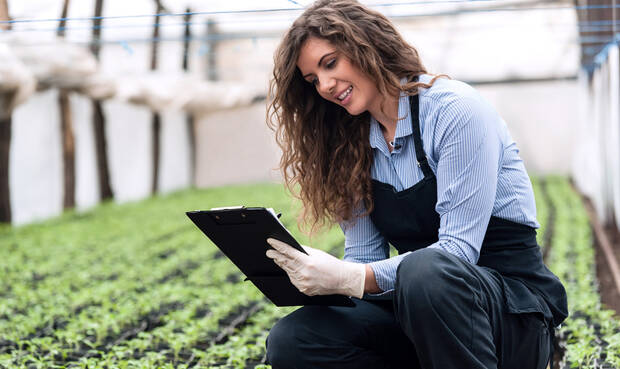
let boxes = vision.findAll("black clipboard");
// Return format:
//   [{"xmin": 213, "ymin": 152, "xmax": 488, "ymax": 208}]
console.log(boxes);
[{"xmin": 186, "ymin": 207, "xmax": 355, "ymax": 307}]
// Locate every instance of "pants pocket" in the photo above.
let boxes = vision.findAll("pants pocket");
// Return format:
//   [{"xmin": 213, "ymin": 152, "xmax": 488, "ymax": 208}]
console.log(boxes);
[{"xmin": 500, "ymin": 312, "xmax": 550, "ymax": 369}]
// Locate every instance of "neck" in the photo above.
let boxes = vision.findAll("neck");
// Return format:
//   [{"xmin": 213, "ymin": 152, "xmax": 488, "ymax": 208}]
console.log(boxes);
[{"xmin": 369, "ymin": 94, "xmax": 400, "ymax": 136}]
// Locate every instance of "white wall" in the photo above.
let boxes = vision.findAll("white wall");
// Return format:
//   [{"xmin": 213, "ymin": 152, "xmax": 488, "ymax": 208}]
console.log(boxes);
[{"xmin": 476, "ymin": 80, "xmax": 579, "ymax": 176}]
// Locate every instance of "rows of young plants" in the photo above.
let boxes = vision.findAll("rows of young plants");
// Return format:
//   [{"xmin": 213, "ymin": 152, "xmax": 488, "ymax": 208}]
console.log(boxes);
[
  {"xmin": 0, "ymin": 183, "xmax": 347, "ymax": 368},
  {"xmin": 536, "ymin": 176, "xmax": 620, "ymax": 368},
  {"xmin": 1, "ymin": 177, "xmax": 617, "ymax": 368}
]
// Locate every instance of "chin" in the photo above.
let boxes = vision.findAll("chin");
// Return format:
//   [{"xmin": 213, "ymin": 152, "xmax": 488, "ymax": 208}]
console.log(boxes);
[
  {"xmin": 332, "ymin": 99, "xmax": 364, "ymax": 116},
  {"xmin": 344, "ymin": 106, "xmax": 365, "ymax": 116}
]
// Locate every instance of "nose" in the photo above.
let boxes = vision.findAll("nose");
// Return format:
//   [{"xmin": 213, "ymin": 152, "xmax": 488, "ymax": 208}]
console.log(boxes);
[{"xmin": 317, "ymin": 74, "xmax": 336, "ymax": 97}]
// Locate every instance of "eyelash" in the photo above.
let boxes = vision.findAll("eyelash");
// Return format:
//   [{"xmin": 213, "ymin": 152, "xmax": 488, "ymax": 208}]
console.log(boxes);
[
  {"xmin": 325, "ymin": 58, "xmax": 336, "ymax": 69},
  {"xmin": 309, "ymin": 57, "xmax": 337, "ymax": 86}
]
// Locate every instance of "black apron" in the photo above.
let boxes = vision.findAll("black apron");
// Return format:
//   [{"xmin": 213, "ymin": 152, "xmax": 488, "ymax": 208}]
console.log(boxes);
[{"xmin": 368, "ymin": 88, "xmax": 568, "ymax": 366}]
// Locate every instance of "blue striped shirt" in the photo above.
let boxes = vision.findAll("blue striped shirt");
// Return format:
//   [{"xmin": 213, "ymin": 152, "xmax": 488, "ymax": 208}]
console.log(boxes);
[{"xmin": 340, "ymin": 74, "xmax": 539, "ymax": 294}]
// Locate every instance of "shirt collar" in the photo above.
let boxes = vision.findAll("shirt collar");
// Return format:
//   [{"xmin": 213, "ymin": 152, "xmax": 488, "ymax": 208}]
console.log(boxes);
[{"xmin": 369, "ymin": 87, "xmax": 413, "ymax": 149}]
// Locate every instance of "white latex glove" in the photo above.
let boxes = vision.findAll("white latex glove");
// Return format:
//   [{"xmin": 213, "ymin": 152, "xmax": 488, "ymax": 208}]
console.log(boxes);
[{"xmin": 265, "ymin": 238, "xmax": 366, "ymax": 298}]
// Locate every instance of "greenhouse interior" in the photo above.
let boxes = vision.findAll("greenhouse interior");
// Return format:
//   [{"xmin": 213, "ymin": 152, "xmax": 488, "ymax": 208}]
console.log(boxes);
[{"xmin": 1, "ymin": 0, "xmax": 620, "ymax": 368}]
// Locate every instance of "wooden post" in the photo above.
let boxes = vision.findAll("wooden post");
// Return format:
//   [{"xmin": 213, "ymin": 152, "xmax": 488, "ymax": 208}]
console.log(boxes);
[
  {"xmin": 577, "ymin": 0, "xmax": 614, "ymax": 68},
  {"xmin": 150, "ymin": 1, "xmax": 165, "ymax": 194},
  {"xmin": 59, "ymin": 92, "xmax": 75, "ymax": 209},
  {"xmin": 183, "ymin": 8, "xmax": 196, "ymax": 187},
  {"xmin": 0, "ymin": 112, "xmax": 11, "ymax": 224},
  {"xmin": 0, "ymin": 0, "xmax": 9, "ymax": 29},
  {"xmin": 57, "ymin": 0, "xmax": 69, "ymax": 37},
  {"xmin": 0, "ymin": 0, "xmax": 11, "ymax": 223},
  {"xmin": 91, "ymin": 0, "xmax": 114, "ymax": 201},
  {"xmin": 58, "ymin": 0, "xmax": 76, "ymax": 210},
  {"xmin": 206, "ymin": 18, "xmax": 218, "ymax": 81},
  {"xmin": 614, "ymin": 0, "xmax": 618, "ymax": 35}
]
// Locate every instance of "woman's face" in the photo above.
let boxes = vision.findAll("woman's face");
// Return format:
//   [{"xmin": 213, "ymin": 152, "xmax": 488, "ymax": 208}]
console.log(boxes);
[{"xmin": 296, "ymin": 37, "xmax": 380, "ymax": 116}]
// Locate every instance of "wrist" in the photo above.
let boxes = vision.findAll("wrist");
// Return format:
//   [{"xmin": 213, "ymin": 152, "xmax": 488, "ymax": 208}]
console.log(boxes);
[
  {"xmin": 341, "ymin": 261, "xmax": 366, "ymax": 298},
  {"xmin": 364, "ymin": 264, "xmax": 381, "ymax": 294}
]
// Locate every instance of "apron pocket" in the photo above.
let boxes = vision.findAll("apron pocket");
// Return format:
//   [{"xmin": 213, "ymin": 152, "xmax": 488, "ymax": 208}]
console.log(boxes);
[
  {"xmin": 499, "ymin": 312, "xmax": 551, "ymax": 369},
  {"xmin": 501, "ymin": 277, "xmax": 552, "ymax": 319}
]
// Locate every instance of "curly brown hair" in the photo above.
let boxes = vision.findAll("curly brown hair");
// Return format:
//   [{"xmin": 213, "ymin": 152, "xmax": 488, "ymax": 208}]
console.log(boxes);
[{"xmin": 267, "ymin": 0, "xmax": 444, "ymax": 234}]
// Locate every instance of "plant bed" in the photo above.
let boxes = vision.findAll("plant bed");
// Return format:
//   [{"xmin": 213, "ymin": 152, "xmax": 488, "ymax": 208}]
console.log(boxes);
[
  {"xmin": 537, "ymin": 176, "xmax": 620, "ymax": 368},
  {"xmin": 1, "ymin": 179, "xmax": 615, "ymax": 368},
  {"xmin": 586, "ymin": 200, "xmax": 620, "ymax": 315},
  {"xmin": 0, "ymin": 184, "xmax": 342, "ymax": 368}
]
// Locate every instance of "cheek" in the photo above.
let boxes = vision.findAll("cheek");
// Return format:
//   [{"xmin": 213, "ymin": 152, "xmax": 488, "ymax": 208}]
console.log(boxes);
[{"xmin": 316, "ymin": 89, "xmax": 332, "ymax": 101}]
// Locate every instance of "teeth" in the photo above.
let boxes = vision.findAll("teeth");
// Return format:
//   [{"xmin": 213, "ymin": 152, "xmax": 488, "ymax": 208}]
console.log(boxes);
[{"xmin": 338, "ymin": 86, "xmax": 352, "ymax": 100}]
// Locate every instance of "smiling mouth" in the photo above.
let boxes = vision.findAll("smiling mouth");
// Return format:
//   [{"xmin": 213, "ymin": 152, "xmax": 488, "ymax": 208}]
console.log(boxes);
[{"xmin": 337, "ymin": 85, "xmax": 353, "ymax": 101}]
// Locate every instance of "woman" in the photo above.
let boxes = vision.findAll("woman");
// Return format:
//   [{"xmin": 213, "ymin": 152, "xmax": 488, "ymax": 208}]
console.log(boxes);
[{"xmin": 264, "ymin": 1, "xmax": 567, "ymax": 368}]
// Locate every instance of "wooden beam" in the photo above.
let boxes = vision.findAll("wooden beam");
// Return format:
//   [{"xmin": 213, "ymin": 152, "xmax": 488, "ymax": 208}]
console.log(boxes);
[
  {"xmin": 206, "ymin": 19, "xmax": 218, "ymax": 81},
  {"xmin": 183, "ymin": 8, "xmax": 196, "ymax": 188},
  {"xmin": 577, "ymin": 0, "xmax": 614, "ymax": 68},
  {"xmin": 0, "ymin": 0, "xmax": 11, "ymax": 223},
  {"xmin": 59, "ymin": 91, "xmax": 76, "ymax": 209},
  {"xmin": 0, "ymin": 0, "xmax": 10, "ymax": 31},
  {"xmin": 91, "ymin": 0, "xmax": 114, "ymax": 201},
  {"xmin": 150, "ymin": 1, "xmax": 165, "ymax": 194},
  {"xmin": 58, "ymin": 0, "xmax": 76, "ymax": 210},
  {"xmin": 90, "ymin": 0, "xmax": 104, "ymax": 58},
  {"xmin": 584, "ymin": 196, "xmax": 620, "ymax": 300},
  {"xmin": 57, "ymin": 0, "xmax": 70, "ymax": 37},
  {"xmin": 0, "ymin": 115, "xmax": 11, "ymax": 223}
]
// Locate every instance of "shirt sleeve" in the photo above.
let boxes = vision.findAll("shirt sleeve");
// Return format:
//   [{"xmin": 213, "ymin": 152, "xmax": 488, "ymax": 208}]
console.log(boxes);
[
  {"xmin": 426, "ymin": 95, "xmax": 502, "ymax": 264},
  {"xmin": 340, "ymin": 205, "xmax": 408, "ymax": 294}
]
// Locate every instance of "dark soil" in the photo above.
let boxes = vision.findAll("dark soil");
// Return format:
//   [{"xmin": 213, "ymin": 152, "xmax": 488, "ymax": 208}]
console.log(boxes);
[
  {"xmin": 148, "ymin": 225, "xmax": 193, "ymax": 244},
  {"xmin": 595, "ymin": 220, "xmax": 620, "ymax": 314},
  {"xmin": 578, "ymin": 193, "xmax": 620, "ymax": 314},
  {"xmin": 126, "ymin": 301, "xmax": 265, "ymax": 367},
  {"xmin": 156, "ymin": 260, "xmax": 200, "ymax": 284},
  {"xmin": 157, "ymin": 249, "xmax": 176, "ymax": 259},
  {"xmin": 225, "ymin": 273, "xmax": 241, "ymax": 284},
  {"xmin": 213, "ymin": 250, "xmax": 225, "ymax": 259},
  {"xmin": 25, "ymin": 316, "xmax": 69, "ymax": 340},
  {"xmin": 37, "ymin": 301, "xmax": 186, "ymax": 365}
]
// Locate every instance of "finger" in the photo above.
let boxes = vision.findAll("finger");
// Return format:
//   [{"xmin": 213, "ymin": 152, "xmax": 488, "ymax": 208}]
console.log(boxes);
[
  {"xmin": 266, "ymin": 249, "xmax": 293, "ymax": 269},
  {"xmin": 267, "ymin": 238, "xmax": 305, "ymax": 260},
  {"xmin": 271, "ymin": 256, "xmax": 295, "ymax": 274},
  {"xmin": 266, "ymin": 250, "xmax": 288, "ymax": 267},
  {"xmin": 265, "ymin": 249, "xmax": 280, "ymax": 260}
]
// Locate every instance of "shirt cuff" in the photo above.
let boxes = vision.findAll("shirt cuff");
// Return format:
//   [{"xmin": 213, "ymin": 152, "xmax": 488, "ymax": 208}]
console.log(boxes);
[
  {"xmin": 428, "ymin": 239, "xmax": 478, "ymax": 264},
  {"xmin": 368, "ymin": 252, "xmax": 411, "ymax": 293}
]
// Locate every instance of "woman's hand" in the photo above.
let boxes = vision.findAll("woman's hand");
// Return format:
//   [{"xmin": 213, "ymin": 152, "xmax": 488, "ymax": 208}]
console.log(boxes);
[{"xmin": 265, "ymin": 238, "xmax": 366, "ymax": 298}]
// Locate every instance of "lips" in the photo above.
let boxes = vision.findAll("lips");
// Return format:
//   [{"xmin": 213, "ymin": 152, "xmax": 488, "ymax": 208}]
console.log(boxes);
[{"xmin": 336, "ymin": 85, "xmax": 352, "ymax": 101}]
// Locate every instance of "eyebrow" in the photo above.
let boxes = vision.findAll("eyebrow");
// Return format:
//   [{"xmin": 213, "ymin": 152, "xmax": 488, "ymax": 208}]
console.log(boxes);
[{"xmin": 302, "ymin": 51, "xmax": 337, "ymax": 79}]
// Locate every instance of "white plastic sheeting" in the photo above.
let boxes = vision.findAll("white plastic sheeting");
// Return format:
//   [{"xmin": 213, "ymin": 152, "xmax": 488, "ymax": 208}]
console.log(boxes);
[
  {"xmin": 0, "ymin": 43, "xmax": 36, "ymax": 118},
  {"xmin": 609, "ymin": 46, "xmax": 620, "ymax": 227},
  {"xmin": 114, "ymin": 73, "xmax": 265, "ymax": 115},
  {"xmin": 573, "ymin": 43, "xmax": 620, "ymax": 227},
  {"xmin": 9, "ymin": 35, "xmax": 98, "ymax": 91},
  {"xmin": 3, "ymin": 35, "xmax": 265, "ymax": 114}
]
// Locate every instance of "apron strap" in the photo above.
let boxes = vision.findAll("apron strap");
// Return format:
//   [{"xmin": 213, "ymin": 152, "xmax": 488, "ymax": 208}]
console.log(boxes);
[
  {"xmin": 409, "ymin": 93, "xmax": 433, "ymax": 178},
  {"xmin": 548, "ymin": 325, "xmax": 555, "ymax": 369}
]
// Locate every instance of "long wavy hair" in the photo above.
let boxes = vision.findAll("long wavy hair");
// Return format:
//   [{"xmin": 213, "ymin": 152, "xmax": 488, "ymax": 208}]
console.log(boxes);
[{"xmin": 267, "ymin": 0, "xmax": 444, "ymax": 234}]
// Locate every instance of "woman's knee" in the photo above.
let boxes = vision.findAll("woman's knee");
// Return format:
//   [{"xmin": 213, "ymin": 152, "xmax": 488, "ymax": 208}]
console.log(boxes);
[
  {"xmin": 396, "ymin": 248, "xmax": 447, "ymax": 289},
  {"xmin": 395, "ymin": 248, "xmax": 465, "ymax": 310}
]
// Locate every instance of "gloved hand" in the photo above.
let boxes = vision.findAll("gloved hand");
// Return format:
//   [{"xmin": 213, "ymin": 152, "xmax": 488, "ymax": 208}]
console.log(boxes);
[{"xmin": 265, "ymin": 238, "xmax": 366, "ymax": 298}]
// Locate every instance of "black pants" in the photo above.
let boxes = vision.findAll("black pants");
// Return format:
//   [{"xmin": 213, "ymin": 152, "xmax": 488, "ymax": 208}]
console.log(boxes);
[{"xmin": 265, "ymin": 248, "xmax": 551, "ymax": 369}]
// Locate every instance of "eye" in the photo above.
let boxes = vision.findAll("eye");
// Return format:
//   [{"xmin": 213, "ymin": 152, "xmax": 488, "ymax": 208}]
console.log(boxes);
[
  {"xmin": 325, "ymin": 58, "xmax": 336, "ymax": 69},
  {"xmin": 306, "ymin": 76, "xmax": 318, "ymax": 86}
]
